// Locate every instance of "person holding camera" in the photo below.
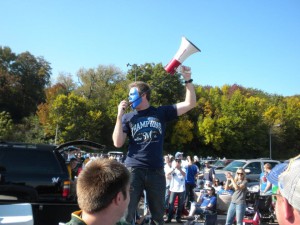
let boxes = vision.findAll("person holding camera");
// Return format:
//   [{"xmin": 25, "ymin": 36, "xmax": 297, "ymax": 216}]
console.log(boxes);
[
  {"xmin": 224, "ymin": 168, "xmax": 248, "ymax": 225},
  {"xmin": 165, "ymin": 157, "xmax": 186, "ymax": 223}
]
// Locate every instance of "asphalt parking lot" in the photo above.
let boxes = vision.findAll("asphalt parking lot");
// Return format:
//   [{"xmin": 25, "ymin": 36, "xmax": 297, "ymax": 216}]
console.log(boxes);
[
  {"xmin": 171, "ymin": 214, "xmax": 279, "ymax": 225},
  {"xmin": 137, "ymin": 207, "xmax": 278, "ymax": 225},
  {"xmin": 159, "ymin": 214, "xmax": 279, "ymax": 225}
]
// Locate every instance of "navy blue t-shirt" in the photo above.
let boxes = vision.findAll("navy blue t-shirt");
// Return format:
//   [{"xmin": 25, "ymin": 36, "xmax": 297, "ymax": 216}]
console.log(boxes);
[{"xmin": 122, "ymin": 105, "xmax": 177, "ymax": 168}]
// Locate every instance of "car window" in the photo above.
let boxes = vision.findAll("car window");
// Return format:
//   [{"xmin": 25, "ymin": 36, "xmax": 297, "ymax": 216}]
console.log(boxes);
[
  {"xmin": 213, "ymin": 160, "xmax": 224, "ymax": 166},
  {"xmin": 244, "ymin": 162, "xmax": 261, "ymax": 174},
  {"xmin": 0, "ymin": 148, "xmax": 64, "ymax": 175},
  {"xmin": 223, "ymin": 161, "xmax": 246, "ymax": 173}
]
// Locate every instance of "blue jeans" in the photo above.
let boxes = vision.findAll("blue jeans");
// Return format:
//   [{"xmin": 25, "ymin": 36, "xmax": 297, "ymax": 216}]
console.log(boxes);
[
  {"xmin": 167, "ymin": 191, "xmax": 185, "ymax": 221},
  {"xmin": 126, "ymin": 167, "xmax": 165, "ymax": 225},
  {"xmin": 225, "ymin": 202, "xmax": 246, "ymax": 225},
  {"xmin": 165, "ymin": 185, "xmax": 170, "ymax": 209}
]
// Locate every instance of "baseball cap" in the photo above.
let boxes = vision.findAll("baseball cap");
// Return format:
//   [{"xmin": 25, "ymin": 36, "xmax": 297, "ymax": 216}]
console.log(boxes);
[
  {"xmin": 268, "ymin": 154, "xmax": 300, "ymax": 211},
  {"xmin": 175, "ymin": 152, "xmax": 183, "ymax": 159},
  {"xmin": 193, "ymin": 156, "xmax": 199, "ymax": 161},
  {"xmin": 204, "ymin": 180, "xmax": 212, "ymax": 186}
]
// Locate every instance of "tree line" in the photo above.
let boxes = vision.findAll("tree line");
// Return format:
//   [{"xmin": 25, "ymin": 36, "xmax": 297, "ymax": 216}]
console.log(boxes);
[{"xmin": 1, "ymin": 46, "xmax": 299, "ymax": 159}]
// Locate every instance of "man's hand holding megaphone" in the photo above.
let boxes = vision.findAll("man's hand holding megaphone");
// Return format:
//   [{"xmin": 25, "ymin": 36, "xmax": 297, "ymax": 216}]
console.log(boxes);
[{"xmin": 180, "ymin": 65, "xmax": 193, "ymax": 84}]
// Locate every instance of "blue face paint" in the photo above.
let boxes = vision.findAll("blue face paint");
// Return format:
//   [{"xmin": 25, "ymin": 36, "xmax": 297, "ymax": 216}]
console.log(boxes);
[{"xmin": 128, "ymin": 87, "xmax": 142, "ymax": 109}]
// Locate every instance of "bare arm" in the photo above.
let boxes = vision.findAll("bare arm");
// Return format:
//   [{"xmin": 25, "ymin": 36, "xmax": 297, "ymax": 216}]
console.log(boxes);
[
  {"xmin": 225, "ymin": 172, "xmax": 246, "ymax": 191},
  {"xmin": 167, "ymin": 167, "xmax": 175, "ymax": 176},
  {"xmin": 176, "ymin": 66, "xmax": 197, "ymax": 116},
  {"xmin": 224, "ymin": 172, "xmax": 234, "ymax": 190},
  {"xmin": 112, "ymin": 100, "xmax": 128, "ymax": 148},
  {"xmin": 230, "ymin": 178, "xmax": 245, "ymax": 191},
  {"xmin": 263, "ymin": 182, "xmax": 272, "ymax": 193},
  {"xmin": 224, "ymin": 179, "xmax": 232, "ymax": 191}
]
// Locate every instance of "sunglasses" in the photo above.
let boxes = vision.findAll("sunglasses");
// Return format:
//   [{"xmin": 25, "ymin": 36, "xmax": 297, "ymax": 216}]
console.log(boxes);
[
  {"xmin": 237, "ymin": 172, "xmax": 244, "ymax": 175},
  {"xmin": 175, "ymin": 159, "xmax": 181, "ymax": 162}
]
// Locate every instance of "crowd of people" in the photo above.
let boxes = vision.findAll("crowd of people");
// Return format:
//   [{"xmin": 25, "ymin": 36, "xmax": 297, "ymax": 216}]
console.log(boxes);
[{"xmin": 65, "ymin": 153, "xmax": 300, "ymax": 225}]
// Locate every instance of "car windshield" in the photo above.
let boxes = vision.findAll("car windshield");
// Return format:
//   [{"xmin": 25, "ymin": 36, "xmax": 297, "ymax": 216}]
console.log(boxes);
[
  {"xmin": 213, "ymin": 160, "xmax": 225, "ymax": 166},
  {"xmin": 222, "ymin": 161, "xmax": 246, "ymax": 173}
]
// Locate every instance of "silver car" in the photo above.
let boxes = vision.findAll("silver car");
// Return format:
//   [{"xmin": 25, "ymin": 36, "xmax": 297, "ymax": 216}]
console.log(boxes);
[{"xmin": 215, "ymin": 158, "xmax": 280, "ymax": 186}]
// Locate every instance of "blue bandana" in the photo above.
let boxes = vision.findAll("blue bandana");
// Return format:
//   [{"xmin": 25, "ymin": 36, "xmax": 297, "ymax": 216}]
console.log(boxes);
[{"xmin": 128, "ymin": 87, "xmax": 142, "ymax": 109}]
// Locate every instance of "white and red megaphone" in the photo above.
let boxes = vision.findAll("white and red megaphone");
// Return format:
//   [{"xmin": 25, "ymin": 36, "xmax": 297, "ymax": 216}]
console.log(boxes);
[{"xmin": 165, "ymin": 37, "xmax": 201, "ymax": 75}]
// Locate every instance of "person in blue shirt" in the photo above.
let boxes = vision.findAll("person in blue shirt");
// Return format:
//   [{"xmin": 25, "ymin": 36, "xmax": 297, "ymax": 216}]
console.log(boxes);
[
  {"xmin": 185, "ymin": 155, "xmax": 199, "ymax": 209},
  {"xmin": 112, "ymin": 66, "xmax": 196, "ymax": 225},
  {"xmin": 260, "ymin": 163, "xmax": 273, "ymax": 195},
  {"xmin": 186, "ymin": 187, "xmax": 217, "ymax": 220}
]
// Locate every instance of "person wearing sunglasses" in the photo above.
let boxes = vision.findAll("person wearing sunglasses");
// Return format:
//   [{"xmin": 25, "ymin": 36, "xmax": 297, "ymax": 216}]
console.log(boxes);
[
  {"xmin": 224, "ymin": 168, "xmax": 248, "ymax": 225},
  {"xmin": 267, "ymin": 154, "xmax": 300, "ymax": 225},
  {"xmin": 212, "ymin": 178, "xmax": 223, "ymax": 193},
  {"xmin": 186, "ymin": 186, "xmax": 217, "ymax": 220}
]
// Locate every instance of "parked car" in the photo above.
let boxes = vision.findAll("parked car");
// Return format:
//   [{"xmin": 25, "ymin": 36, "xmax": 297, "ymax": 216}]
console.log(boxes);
[
  {"xmin": 0, "ymin": 140, "xmax": 105, "ymax": 225},
  {"xmin": 211, "ymin": 159, "xmax": 233, "ymax": 170},
  {"xmin": 215, "ymin": 158, "xmax": 280, "ymax": 186}
]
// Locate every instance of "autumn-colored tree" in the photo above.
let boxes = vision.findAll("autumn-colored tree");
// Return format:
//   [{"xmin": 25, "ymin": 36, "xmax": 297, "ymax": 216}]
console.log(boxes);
[{"xmin": 37, "ymin": 83, "xmax": 68, "ymax": 139}]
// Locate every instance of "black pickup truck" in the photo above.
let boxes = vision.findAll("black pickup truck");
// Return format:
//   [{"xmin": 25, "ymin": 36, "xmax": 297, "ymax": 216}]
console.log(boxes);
[{"xmin": 0, "ymin": 140, "xmax": 106, "ymax": 225}]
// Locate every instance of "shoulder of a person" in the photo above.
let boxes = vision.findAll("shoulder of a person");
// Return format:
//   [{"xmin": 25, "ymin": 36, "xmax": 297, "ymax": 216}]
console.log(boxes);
[
  {"xmin": 123, "ymin": 111, "xmax": 137, "ymax": 121},
  {"xmin": 158, "ymin": 104, "xmax": 177, "ymax": 111}
]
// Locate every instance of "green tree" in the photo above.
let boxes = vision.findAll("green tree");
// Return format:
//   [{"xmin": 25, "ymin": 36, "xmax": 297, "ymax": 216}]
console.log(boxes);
[
  {"xmin": 0, "ymin": 111, "xmax": 13, "ymax": 140},
  {"xmin": 37, "ymin": 83, "xmax": 69, "ymax": 140},
  {"xmin": 13, "ymin": 115, "xmax": 46, "ymax": 143},
  {"xmin": 274, "ymin": 96, "xmax": 300, "ymax": 159},
  {"xmin": 171, "ymin": 115, "xmax": 194, "ymax": 149},
  {"xmin": 196, "ymin": 85, "xmax": 271, "ymax": 158},
  {"xmin": 0, "ymin": 47, "xmax": 51, "ymax": 121},
  {"xmin": 49, "ymin": 93, "xmax": 104, "ymax": 144}
]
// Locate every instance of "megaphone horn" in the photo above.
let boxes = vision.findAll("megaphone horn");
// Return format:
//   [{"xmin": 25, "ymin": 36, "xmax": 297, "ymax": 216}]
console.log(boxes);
[{"xmin": 165, "ymin": 37, "xmax": 201, "ymax": 75}]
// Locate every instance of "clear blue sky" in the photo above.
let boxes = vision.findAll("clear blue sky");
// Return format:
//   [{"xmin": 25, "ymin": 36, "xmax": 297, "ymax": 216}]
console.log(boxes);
[{"xmin": 1, "ymin": 0, "xmax": 299, "ymax": 96}]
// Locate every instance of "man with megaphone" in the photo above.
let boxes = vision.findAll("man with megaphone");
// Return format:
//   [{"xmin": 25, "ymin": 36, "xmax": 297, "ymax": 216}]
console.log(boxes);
[{"xmin": 112, "ymin": 64, "xmax": 197, "ymax": 224}]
